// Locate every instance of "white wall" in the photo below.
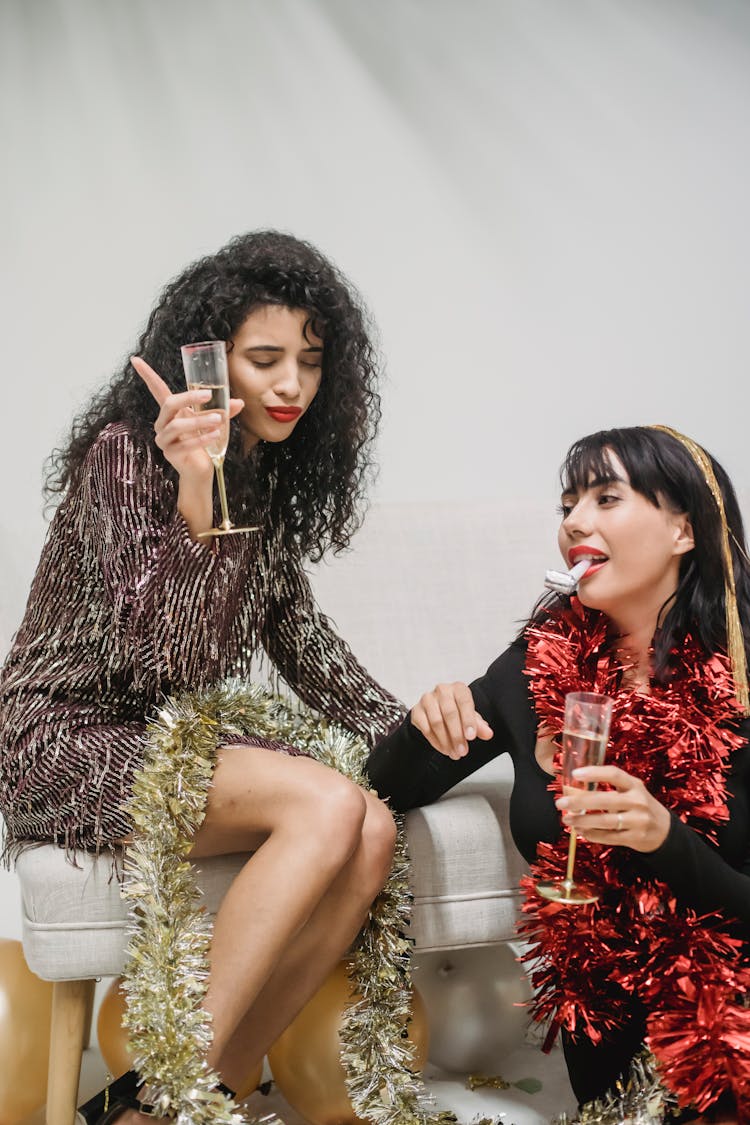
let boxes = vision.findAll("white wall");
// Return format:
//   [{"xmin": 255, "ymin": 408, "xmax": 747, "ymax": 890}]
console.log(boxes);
[{"xmin": 1, "ymin": 0, "xmax": 749, "ymax": 935}]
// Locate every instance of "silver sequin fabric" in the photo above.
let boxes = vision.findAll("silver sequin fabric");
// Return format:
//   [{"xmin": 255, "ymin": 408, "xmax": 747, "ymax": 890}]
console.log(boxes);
[{"xmin": 0, "ymin": 423, "xmax": 405, "ymax": 858}]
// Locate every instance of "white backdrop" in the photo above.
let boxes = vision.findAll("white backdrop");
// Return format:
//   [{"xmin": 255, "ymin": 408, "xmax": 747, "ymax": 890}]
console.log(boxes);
[{"xmin": 1, "ymin": 0, "xmax": 749, "ymax": 935}]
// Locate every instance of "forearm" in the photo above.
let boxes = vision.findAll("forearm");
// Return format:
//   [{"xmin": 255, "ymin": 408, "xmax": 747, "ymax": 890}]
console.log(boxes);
[
  {"xmin": 262, "ymin": 550, "xmax": 404, "ymax": 746},
  {"xmin": 643, "ymin": 813, "xmax": 750, "ymax": 931},
  {"xmin": 367, "ymin": 712, "xmax": 507, "ymax": 811},
  {"xmin": 368, "ymin": 647, "xmax": 522, "ymax": 811},
  {"xmin": 87, "ymin": 428, "xmax": 249, "ymax": 686},
  {"xmin": 366, "ymin": 718, "xmax": 450, "ymax": 811},
  {"xmin": 120, "ymin": 512, "xmax": 251, "ymax": 687},
  {"xmin": 177, "ymin": 469, "xmax": 215, "ymax": 543},
  {"xmin": 268, "ymin": 613, "xmax": 405, "ymax": 746}
]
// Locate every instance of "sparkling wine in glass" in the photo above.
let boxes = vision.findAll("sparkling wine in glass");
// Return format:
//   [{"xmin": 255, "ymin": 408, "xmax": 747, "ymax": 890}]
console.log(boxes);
[
  {"xmin": 535, "ymin": 691, "xmax": 614, "ymax": 906},
  {"xmin": 180, "ymin": 340, "xmax": 257, "ymax": 538}
]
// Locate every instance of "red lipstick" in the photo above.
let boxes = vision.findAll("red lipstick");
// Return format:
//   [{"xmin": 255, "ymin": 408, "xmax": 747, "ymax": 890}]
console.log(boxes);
[
  {"xmin": 265, "ymin": 406, "xmax": 302, "ymax": 423},
  {"xmin": 568, "ymin": 544, "xmax": 609, "ymax": 579}
]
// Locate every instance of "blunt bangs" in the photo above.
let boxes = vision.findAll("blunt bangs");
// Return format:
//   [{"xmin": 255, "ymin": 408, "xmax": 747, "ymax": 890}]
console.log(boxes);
[
  {"xmin": 560, "ymin": 428, "xmax": 693, "ymax": 512},
  {"xmin": 550, "ymin": 426, "xmax": 750, "ymax": 680}
]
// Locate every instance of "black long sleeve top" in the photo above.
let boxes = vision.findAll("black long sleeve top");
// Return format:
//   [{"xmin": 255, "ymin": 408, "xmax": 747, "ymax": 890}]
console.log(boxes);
[{"xmin": 366, "ymin": 640, "xmax": 750, "ymax": 934}]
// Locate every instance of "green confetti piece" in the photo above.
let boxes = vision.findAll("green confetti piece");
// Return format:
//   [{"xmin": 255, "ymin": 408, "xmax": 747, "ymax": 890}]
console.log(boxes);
[{"xmin": 513, "ymin": 1076, "xmax": 543, "ymax": 1094}]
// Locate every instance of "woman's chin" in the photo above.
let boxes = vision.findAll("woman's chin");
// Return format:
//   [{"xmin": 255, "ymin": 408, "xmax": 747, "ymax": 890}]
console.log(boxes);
[{"xmin": 575, "ymin": 588, "xmax": 611, "ymax": 615}]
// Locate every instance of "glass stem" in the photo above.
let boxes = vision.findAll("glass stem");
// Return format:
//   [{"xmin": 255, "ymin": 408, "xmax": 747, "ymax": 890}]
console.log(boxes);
[
  {"xmin": 565, "ymin": 827, "xmax": 578, "ymax": 885},
  {"xmin": 214, "ymin": 458, "xmax": 232, "ymax": 531}
]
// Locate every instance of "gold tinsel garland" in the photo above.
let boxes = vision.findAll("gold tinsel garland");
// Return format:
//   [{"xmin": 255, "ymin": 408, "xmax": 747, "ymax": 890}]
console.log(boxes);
[
  {"xmin": 120, "ymin": 680, "xmax": 488, "ymax": 1125},
  {"xmin": 120, "ymin": 678, "xmax": 671, "ymax": 1125}
]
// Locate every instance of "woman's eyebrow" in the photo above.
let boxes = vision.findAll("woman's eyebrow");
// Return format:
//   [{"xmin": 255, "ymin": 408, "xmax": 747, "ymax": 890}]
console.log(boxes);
[
  {"xmin": 561, "ymin": 472, "xmax": 626, "ymax": 498},
  {"xmin": 587, "ymin": 472, "xmax": 626, "ymax": 488},
  {"xmin": 244, "ymin": 344, "xmax": 323, "ymax": 353}
]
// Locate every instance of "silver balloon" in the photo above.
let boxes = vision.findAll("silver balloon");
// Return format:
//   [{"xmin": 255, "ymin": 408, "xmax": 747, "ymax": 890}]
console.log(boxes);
[{"xmin": 412, "ymin": 943, "xmax": 532, "ymax": 1073}]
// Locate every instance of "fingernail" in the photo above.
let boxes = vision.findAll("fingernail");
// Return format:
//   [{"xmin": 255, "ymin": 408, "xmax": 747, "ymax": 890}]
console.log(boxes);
[
  {"xmin": 572, "ymin": 768, "xmax": 590, "ymax": 779},
  {"xmin": 465, "ymin": 726, "xmax": 476, "ymax": 740},
  {"xmin": 454, "ymin": 744, "xmax": 467, "ymax": 757},
  {"xmin": 555, "ymin": 797, "xmax": 569, "ymax": 810}
]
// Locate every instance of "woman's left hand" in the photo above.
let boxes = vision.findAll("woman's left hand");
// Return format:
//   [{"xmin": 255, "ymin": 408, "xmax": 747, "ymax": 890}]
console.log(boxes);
[{"xmin": 555, "ymin": 765, "xmax": 672, "ymax": 853}]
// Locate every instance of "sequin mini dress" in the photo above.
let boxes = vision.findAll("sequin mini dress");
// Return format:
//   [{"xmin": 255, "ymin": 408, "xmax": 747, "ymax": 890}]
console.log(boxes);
[{"xmin": 0, "ymin": 423, "xmax": 405, "ymax": 858}]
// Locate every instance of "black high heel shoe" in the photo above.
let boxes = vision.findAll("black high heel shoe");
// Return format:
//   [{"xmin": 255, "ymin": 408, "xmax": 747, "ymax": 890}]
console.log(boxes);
[
  {"xmin": 77, "ymin": 1070, "xmax": 237, "ymax": 1124},
  {"xmin": 76, "ymin": 1070, "xmax": 146, "ymax": 1125}
]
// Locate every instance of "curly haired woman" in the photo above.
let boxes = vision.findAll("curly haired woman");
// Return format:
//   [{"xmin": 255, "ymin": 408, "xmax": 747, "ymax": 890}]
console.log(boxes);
[{"xmin": 0, "ymin": 230, "xmax": 405, "ymax": 1122}]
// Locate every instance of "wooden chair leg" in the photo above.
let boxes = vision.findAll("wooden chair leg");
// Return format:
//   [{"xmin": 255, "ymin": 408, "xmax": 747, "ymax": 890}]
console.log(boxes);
[
  {"xmin": 46, "ymin": 979, "xmax": 95, "ymax": 1125},
  {"xmin": 82, "ymin": 978, "xmax": 96, "ymax": 1049}
]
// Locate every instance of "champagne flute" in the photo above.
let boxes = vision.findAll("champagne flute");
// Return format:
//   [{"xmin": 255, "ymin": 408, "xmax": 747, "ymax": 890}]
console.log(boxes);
[
  {"xmin": 180, "ymin": 340, "xmax": 258, "ymax": 538},
  {"xmin": 535, "ymin": 691, "xmax": 614, "ymax": 906}
]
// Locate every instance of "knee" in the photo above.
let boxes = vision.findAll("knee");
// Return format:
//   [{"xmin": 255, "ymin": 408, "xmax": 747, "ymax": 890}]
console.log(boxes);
[
  {"xmin": 306, "ymin": 775, "xmax": 368, "ymax": 868},
  {"xmin": 358, "ymin": 793, "xmax": 397, "ymax": 895}
]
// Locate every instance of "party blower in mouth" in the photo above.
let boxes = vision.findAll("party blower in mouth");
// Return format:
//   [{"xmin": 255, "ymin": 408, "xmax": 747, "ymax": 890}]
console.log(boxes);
[{"xmin": 543, "ymin": 557, "xmax": 591, "ymax": 595}]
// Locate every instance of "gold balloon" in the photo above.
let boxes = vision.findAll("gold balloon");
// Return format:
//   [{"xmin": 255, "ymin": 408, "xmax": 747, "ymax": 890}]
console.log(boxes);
[
  {"xmin": 0, "ymin": 938, "xmax": 53, "ymax": 1125},
  {"xmin": 268, "ymin": 961, "xmax": 429, "ymax": 1125},
  {"xmin": 96, "ymin": 978, "xmax": 132, "ymax": 1080},
  {"xmin": 97, "ymin": 977, "xmax": 262, "ymax": 1100}
]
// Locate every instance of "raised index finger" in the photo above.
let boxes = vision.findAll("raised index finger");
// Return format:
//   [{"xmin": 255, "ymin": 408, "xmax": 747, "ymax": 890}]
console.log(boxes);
[{"xmin": 131, "ymin": 355, "xmax": 172, "ymax": 407}]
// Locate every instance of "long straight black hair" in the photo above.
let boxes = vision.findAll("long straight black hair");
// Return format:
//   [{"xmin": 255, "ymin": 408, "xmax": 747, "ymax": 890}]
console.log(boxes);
[{"xmin": 531, "ymin": 427, "xmax": 750, "ymax": 683}]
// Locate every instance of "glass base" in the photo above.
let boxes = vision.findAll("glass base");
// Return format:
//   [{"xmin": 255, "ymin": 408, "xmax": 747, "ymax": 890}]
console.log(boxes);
[
  {"xmin": 535, "ymin": 878, "xmax": 600, "ymax": 905},
  {"xmin": 197, "ymin": 525, "xmax": 260, "ymax": 539}
]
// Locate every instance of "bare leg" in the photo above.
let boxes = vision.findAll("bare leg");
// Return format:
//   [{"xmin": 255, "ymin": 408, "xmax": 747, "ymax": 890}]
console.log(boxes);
[
  {"xmin": 215, "ymin": 789, "xmax": 396, "ymax": 1084},
  {"xmin": 120, "ymin": 746, "xmax": 392, "ymax": 1122}
]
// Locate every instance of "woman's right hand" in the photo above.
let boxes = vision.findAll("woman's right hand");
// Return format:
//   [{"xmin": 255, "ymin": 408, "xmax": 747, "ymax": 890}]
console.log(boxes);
[
  {"xmin": 410, "ymin": 683, "xmax": 494, "ymax": 760},
  {"xmin": 130, "ymin": 355, "xmax": 244, "ymax": 481},
  {"xmin": 131, "ymin": 355, "xmax": 245, "ymax": 541}
]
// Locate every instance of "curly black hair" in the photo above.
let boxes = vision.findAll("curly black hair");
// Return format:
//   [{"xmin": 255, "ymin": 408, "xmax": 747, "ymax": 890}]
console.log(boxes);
[{"xmin": 46, "ymin": 230, "xmax": 383, "ymax": 560}]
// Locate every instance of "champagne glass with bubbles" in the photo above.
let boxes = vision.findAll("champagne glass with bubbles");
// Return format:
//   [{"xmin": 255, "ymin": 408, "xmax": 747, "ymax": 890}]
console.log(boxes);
[
  {"xmin": 536, "ymin": 691, "xmax": 614, "ymax": 906},
  {"xmin": 181, "ymin": 341, "xmax": 257, "ymax": 538}
]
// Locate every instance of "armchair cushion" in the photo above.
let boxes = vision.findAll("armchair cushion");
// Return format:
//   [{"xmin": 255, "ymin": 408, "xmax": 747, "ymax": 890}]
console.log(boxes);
[{"xmin": 17, "ymin": 847, "xmax": 246, "ymax": 981}]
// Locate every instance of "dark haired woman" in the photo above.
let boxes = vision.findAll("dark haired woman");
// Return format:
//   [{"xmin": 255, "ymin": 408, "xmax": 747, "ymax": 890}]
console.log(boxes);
[
  {"xmin": 0, "ymin": 231, "xmax": 405, "ymax": 1122},
  {"xmin": 367, "ymin": 426, "xmax": 750, "ymax": 1122}
]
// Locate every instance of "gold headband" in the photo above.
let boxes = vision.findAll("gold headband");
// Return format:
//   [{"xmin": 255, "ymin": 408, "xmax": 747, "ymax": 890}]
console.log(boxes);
[{"xmin": 651, "ymin": 424, "xmax": 749, "ymax": 715}]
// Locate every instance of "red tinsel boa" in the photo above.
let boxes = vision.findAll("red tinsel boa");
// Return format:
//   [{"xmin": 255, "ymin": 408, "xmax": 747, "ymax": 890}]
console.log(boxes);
[{"xmin": 518, "ymin": 600, "xmax": 750, "ymax": 1118}]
